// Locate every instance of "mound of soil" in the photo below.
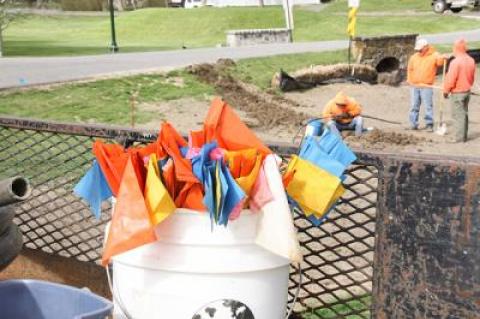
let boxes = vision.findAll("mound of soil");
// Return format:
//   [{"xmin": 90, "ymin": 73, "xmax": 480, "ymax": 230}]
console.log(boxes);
[
  {"xmin": 346, "ymin": 129, "xmax": 427, "ymax": 149},
  {"xmin": 187, "ymin": 61, "xmax": 308, "ymax": 129}
]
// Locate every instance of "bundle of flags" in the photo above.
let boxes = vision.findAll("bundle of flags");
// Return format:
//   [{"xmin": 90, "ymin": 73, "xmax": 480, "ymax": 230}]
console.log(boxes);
[
  {"xmin": 74, "ymin": 98, "xmax": 356, "ymax": 266},
  {"xmin": 283, "ymin": 128, "xmax": 356, "ymax": 226},
  {"xmin": 74, "ymin": 98, "xmax": 303, "ymax": 265}
]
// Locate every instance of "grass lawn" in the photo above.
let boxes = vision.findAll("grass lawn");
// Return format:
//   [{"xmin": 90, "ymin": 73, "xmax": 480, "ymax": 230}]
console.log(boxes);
[
  {"xmin": 0, "ymin": 70, "xmax": 214, "ymax": 125},
  {"xmin": 321, "ymin": 0, "xmax": 430, "ymax": 12},
  {"xmin": 301, "ymin": 295, "xmax": 371, "ymax": 319},
  {"xmin": 232, "ymin": 50, "xmax": 348, "ymax": 89},
  {"xmin": 3, "ymin": 0, "xmax": 478, "ymax": 56},
  {"xmin": 0, "ymin": 49, "xmax": 345, "ymax": 123}
]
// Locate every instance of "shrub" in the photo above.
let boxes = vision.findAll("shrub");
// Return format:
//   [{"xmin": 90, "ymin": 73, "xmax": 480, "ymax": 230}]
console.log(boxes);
[{"xmin": 60, "ymin": 0, "xmax": 104, "ymax": 11}]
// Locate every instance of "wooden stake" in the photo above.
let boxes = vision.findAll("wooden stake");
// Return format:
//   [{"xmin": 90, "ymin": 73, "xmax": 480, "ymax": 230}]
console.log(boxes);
[{"xmin": 130, "ymin": 91, "xmax": 138, "ymax": 128}]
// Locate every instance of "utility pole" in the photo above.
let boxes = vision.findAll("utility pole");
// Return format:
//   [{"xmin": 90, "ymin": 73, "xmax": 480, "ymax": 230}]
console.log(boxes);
[
  {"xmin": 283, "ymin": 0, "xmax": 294, "ymax": 42},
  {"xmin": 109, "ymin": 0, "xmax": 119, "ymax": 53}
]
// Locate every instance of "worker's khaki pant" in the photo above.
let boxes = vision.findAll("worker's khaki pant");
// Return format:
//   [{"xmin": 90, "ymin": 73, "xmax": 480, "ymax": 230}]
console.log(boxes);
[{"xmin": 450, "ymin": 92, "xmax": 470, "ymax": 143}]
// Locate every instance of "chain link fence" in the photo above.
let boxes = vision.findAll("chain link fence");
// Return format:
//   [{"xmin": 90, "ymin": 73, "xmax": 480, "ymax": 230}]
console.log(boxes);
[{"xmin": 0, "ymin": 118, "xmax": 378, "ymax": 319}]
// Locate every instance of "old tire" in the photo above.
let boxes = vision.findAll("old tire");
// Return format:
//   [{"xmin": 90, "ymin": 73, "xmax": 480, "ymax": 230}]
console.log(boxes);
[
  {"xmin": 450, "ymin": 7, "xmax": 463, "ymax": 13},
  {"xmin": 0, "ymin": 223, "xmax": 23, "ymax": 271},
  {"xmin": 0, "ymin": 206, "xmax": 15, "ymax": 236},
  {"xmin": 432, "ymin": 0, "xmax": 447, "ymax": 13}
]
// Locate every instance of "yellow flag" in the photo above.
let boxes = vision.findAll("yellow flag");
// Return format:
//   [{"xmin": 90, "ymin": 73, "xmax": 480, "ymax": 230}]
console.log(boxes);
[
  {"xmin": 215, "ymin": 161, "xmax": 222, "ymax": 222},
  {"xmin": 347, "ymin": 7, "xmax": 358, "ymax": 37},
  {"xmin": 285, "ymin": 156, "xmax": 345, "ymax": 219},
  {"xmin": 144, "ymin": 154, "xmax": 176, "ymax": 226},
  {"xmin": 225, "ymin": 149, "xmax": 263, "ymax": 196}
]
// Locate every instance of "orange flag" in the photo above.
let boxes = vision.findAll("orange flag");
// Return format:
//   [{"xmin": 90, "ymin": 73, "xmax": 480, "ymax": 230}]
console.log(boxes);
[
  {"xmin": 189, "ymin": 130, "xmax": 206, "ymax": 149},
  {"xmin": 102, "ymin": 156, "xmax": 156, "ymax": 266},
  {"xmin": 204, "ymin": 98, "xmax": 272, "ymax": 156},
  {"xmin": 93, "ymin": 141, "xmax": 128, "ymax": 196},
  {"xmin": 159, "ymin": 122, "xmax": 206, "ymax": 210}
]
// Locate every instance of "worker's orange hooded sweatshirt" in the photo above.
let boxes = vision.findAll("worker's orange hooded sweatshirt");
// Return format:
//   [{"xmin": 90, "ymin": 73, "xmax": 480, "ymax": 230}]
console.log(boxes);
[
  {"xmin": 444, "ymin": 39, "xmax": 476, "ymax": 94},
  {"xmin": 322, "ymin": 93, "xmax": 362, "ymax": 124},
  {"xmin": 407, "ymin": 45, "xmax": 444, "ymax": 87}
]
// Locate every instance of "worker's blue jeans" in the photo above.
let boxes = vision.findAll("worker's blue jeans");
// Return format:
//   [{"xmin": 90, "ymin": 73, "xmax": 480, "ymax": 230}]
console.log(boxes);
[
  {"xmin": 327, "ymin": 116, "xmax": 364, "ymax": 137},
  {"xmin": 409, "ymin": 87, "xmax": 434, "ymax": 128}
]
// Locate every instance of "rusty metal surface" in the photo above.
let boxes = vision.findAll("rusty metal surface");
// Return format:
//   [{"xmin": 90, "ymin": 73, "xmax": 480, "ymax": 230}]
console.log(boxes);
[{"xmin": 373, "ymin": 157, "xmax": 480, "ymax": 319}]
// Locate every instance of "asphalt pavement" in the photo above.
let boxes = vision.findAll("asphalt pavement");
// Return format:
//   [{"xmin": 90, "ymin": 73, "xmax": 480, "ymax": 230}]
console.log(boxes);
[{"xmin": 1, "ymin": 28, "xmax": 479, "ymax": 89}]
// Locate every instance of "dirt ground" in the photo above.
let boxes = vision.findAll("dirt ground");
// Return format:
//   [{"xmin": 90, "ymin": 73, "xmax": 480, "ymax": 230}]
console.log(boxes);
[
  {"xmin": 140, "ymin": 62, "xmax": 480, "ymax": 158},
  {"xmin": 285, "ymin": 81, "xmax": 480, "ymax": 157}
]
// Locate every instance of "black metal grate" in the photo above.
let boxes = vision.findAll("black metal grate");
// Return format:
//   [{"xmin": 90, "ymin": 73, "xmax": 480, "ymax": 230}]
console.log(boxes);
[
  {"xmin": 288, "ymin": 164, "xmax": 378, "ymax": 318},
  {"xmin": 0, "ymin": 119, "xmax": 378, "ymax": 318},
  {"xmin": 0, "ymin": 127, "xmax": 112, "ymax": 262}
]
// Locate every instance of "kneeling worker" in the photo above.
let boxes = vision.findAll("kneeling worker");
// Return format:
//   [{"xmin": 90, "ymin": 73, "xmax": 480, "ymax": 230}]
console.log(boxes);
[{"xmin": 323, "ymin": 92, "xmax": 363, "ymax": 137}]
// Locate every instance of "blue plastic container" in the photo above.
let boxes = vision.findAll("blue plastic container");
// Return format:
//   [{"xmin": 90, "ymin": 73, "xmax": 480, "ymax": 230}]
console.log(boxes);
[
  {"xmin": 304, "ymin": 119, "xmax": 323, "ymax": 138},
  {"xmin": 0, "ymin": 279, "xmax": 113, "ymax": 319}
]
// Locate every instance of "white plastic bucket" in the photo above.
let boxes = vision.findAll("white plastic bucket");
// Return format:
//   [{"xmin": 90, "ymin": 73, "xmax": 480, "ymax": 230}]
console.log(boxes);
[{"xmin": 112, "ymin": 208, "xmax": 291, "ymax": 319}]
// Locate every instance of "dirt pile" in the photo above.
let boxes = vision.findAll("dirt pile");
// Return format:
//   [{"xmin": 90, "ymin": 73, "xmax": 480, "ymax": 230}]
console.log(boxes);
[
  {"xmin": 187, "ymin": 61, "xmax": 309, "ymax": 129},
  {"xmin": 346, "ymin": 129, "xmax": 427, "ymax": 149}
]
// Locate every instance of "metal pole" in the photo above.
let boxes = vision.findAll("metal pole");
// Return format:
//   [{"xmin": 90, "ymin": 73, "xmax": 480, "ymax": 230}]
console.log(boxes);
[
  {"xmin": 109, "ymin": 0, "xmax": 119, "ymax": 53},
  {"xmin": 347, "ymin": 36, "xmax": 352, "ymax": 79}
]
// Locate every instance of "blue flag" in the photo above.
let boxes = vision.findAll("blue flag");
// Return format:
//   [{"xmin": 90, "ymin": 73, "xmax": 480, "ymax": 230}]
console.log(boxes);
[{"xmin": 74, "ymin": 160, "xmax": 112, "ymax": 219}]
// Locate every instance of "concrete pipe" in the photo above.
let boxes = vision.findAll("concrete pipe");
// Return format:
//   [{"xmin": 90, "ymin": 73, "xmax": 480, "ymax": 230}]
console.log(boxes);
[{"xmin": 0, "ymin": 177, "xmax": 32, "ymax": 207}]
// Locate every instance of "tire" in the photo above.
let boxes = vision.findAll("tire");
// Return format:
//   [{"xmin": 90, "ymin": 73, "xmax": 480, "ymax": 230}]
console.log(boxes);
[
  {"xmin": 0, "ymin": 223, "xmax": 23, "ymax": 271},
  {"xmin": 450, "ymin": 7, "xmax": 463, "ymax": 13},
  {"xmin": 0, "ymin": 206, "xmax": 15, "ymax": 236},
  {"xmin": 432, "ymin": 0, "xmax": 447, "ymax": 13}
]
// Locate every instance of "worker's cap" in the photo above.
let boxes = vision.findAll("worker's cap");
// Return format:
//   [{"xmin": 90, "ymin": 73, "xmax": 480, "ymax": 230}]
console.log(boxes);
[
  {"xmin": 414, "ymin": 38, "xmax": 428, "ymax": 51},
  {"xmin": 334, "ymin": 92, "xmax": 349, "ymax": 106}
]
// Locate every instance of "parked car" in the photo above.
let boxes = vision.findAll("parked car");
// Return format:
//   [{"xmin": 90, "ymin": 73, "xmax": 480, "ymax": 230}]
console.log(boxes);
[{"xmin": 432, "ymin": 0, "xmax": 480, "ymax": 13}]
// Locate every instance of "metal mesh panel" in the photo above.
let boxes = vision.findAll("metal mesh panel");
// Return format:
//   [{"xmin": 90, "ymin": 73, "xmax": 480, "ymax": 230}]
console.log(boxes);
[
  {"xmin": 0, "ymin": 126, "xmax": 111, "ymax": 262},
  {"xmin": 289, "ymin": 164, "xmax": 378, "ymax": 318},
  {"xmin": 0, "ymin": 119, "xmax": 378, "ymax": 318}
]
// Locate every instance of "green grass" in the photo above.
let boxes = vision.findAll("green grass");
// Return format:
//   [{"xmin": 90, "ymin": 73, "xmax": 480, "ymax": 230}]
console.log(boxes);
[
  {"xmin": 4, "ymin": 2, "xmax": 479, "ymax": 56},
  {"xmin": 302, "ymin": 295, "xmax": 371, "ymax": 319},
  {"xmin": 232, "ymin": 50, "xmax": 348, "ymax": 89},
  {"xmin": 0, "ymin": 49, "xmax": 345, "ymax": 125},
  {"xmin": 0, "ymin": 70, "xmax": 214, "ymax": 125},
  {"xmin": 292, "ymin": 12, "xmax": 478, "ymax": 42},
  {"xmin": 319, "ymin": 0, "xmax": 431, "ymax": 12}
]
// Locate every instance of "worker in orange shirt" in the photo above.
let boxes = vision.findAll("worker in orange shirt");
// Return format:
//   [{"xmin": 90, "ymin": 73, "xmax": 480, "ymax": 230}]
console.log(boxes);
[
  {"xmin": 323, "ymin": 92, "xmax": 363, "ymax": 137},
  {"xmin": 407, "ymin": 38, "xmax": 445, "ymax": 132},
  {"xmin": 443, "ymin": 39, "xmax": 476, "ymax": 143}
]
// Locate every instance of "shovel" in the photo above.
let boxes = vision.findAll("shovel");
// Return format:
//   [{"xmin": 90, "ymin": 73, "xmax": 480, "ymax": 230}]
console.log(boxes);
[{"xmin": 435, "ymin": 63, "xmax": 448, "ymax": 136}]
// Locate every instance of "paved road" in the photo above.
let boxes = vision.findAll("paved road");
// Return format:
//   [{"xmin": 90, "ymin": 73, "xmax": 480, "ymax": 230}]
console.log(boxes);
[{"xmin": 1, "ymin": 29, "xmax": 480, "ymax": 89}]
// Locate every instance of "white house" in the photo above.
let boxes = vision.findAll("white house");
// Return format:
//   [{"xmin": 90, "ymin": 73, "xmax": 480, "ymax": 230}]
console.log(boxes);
[{"xmin": 182, "ymin": 0, "xmax": 320, "ymax": 9}]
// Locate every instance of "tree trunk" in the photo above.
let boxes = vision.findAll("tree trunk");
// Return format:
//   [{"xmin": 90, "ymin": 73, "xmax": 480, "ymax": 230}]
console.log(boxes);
[
  {"xmin": 258, "ymin": 0, "xmax": 264, "ymax": 6},
  {"xmin": 113, "ymin": 0, "xmax": 124, "ymax": 10}
]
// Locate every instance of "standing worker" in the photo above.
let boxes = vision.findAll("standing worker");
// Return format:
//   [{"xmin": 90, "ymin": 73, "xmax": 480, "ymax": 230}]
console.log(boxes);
[
  {"xmin": 443, "ymin": 39, "xmax": 476, "ymax": 143},
  {"xmin": 407, "ymin": 38, "xmax": 445, "ymax": 132},
  {"xmin": 323, "ymin": 92, "xmax": 363, "ymax": 137}
]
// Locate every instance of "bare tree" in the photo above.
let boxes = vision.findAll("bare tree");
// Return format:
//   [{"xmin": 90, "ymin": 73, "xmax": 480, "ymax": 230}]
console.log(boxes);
[{"xmin": 0, "ymin": 0, "xmax": 21, "ymax": 57}]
